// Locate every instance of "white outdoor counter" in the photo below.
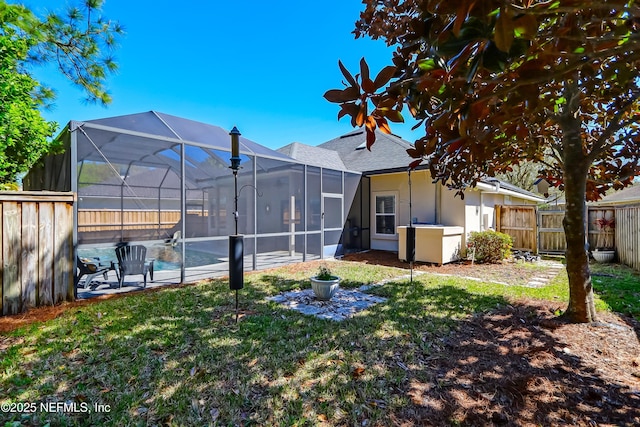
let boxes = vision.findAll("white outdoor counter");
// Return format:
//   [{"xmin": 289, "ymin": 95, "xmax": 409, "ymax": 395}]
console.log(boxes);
[{"xmin": 397, "ymin": 225, "xmax": 464, "ymax": 265}]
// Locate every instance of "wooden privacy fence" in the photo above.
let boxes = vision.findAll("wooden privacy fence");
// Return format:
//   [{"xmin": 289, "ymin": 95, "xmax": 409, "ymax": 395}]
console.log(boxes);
[
  {"xmin": 538, "ymin": 210, "xmax": 565, "ymax": 253},
  {"xmin": 1, "ymin": 191, "xmax": 75, "ymax": 316},
  {"xmin": 77, "ymin": 209, "xmax": 209, "ymax": 244},
  {"xmin": 615, "ymin": 205, "xmax": 640, "ymax": 270},
  {"xmin": 499, "ymin": 203, "xmax": 639, "ymax": 271},
  {"xmin": 495, "ymin": 205, "xmax": 538, "ymax": 252},
  {"xmin": 537, "ymin": 207, "xmax": 617, "ymax": 254}
]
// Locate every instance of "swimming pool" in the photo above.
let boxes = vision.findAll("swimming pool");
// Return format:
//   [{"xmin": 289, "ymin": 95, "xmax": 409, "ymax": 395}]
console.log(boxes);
[{"xmin": 78, "ymin": 245, "xmax": 221, "ymax": 271}]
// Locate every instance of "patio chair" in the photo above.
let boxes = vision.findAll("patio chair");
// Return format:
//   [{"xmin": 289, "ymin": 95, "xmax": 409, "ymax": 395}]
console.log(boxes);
[
  {"xmin": 75, "ymin": 256, "xmax": 114, "ymax": 290},
  {"xmin": 115, "ymin": 244, "xmax": 154, "ymax": 288}
]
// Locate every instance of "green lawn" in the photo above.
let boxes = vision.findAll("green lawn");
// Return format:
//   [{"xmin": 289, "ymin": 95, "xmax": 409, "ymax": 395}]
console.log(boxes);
[
  {"xmin": 590, "ymin": 261, "xmax": 640, "ymax": 320},
  {"xmin": 0, "ymin": 260, "xmax": 637, "ymax": 426}
]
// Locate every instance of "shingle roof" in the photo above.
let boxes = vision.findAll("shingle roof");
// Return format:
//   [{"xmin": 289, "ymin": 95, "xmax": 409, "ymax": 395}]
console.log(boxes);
[
  {"xmin": 313, "ymin": 129, "xmax": 542, "ymax": 200},
  {"xmin": 597, "ymin": 184, "xmax": 640, "ymax": 204},
  {"xmin": 277, "ymin": 142, "xmax": 347, "ymax": 170},
  {"xmin": 316, "ymin": 129, "xmax": 418, "ymax": 173}
]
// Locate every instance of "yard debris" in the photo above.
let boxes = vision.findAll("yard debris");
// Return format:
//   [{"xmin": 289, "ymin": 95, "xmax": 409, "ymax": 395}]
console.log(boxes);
[{"xmin": 512, "ymin": 250, "xmax": 541, "ymax": 262}]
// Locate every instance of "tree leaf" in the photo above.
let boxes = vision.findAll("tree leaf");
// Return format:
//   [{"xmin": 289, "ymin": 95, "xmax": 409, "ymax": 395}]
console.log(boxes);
[
  {"xmin": 360, "ymin": 58, "xmax": 375, "ymax": 93},
  {"xmin": 409, "ymin": 159, "xmax": 423, "ymax": 169},
  {"xmin": 323, "ymin": 89, "xmax": 345, "ymax": 103},
  {"xmin": 337, "ymin": 103, "xmax": 359, "ymax": 121},
  {"xmin": 418, "ymin": 59, "xmax": 437, "ymax": 71},
  {"xmin": 513, "ymin": 14, "xmax": 537, "ymax": 39},
  {"xmin": 376, "ymin": 116, "xmax": 392, "ymax": 134},
  {"xmin": 366, "ymin": 127, "xmax": 376, "ymax": 150},
  {"xmin": 494, "ymin": 9, "xmax": 514, "ymax": 52},
  {"xmin": 338, "ymin": 60, "xmax": 357, "ymax": 87},
  {"xmin": 365, "ymin": 115, "xmax": 377, "ymax": 132},
  {"xmin": 352, "ymin": 366, "xmax": 366, "ymax": 378},
  {"xmin": 373, "ymin": 66, "xmax": 396, "ymax": 90},
  {"xmin": 323, "ymin": 87, "xmax": 359, "ymax": 103},
  {"xmin": 356, "ymin": 104, "xmax": 367, "ymax": 127},
  {"xmin": 453, "ymin": 1, "xmax": 477, "ymax": 37},
  {"xmin": 407, "ymin": 148, "xmax": 420, "ymax": 158},
  {"xmin": 445, "ymin": 137, "xmax": 464, "ymax": 153},
  {"xmin": 360, "ymin": 57, "xmax": 370, "ymax": 83},
  {"xmin": 384, "ymin": 109, "xmax": 404, "ymax": 123}
]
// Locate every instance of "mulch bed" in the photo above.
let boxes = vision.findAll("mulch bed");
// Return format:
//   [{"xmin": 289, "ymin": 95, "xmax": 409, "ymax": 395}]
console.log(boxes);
[
  {"xmin": 396, "ymin": 301, "xmax": 640, "ymax": 425},
  {"xmin": 342, "ymin": 251, "xmax": 640, "ymax": 425},
  {"xmin": 343, "ymin": 249, "xmax": 558, "ymax": 285}
]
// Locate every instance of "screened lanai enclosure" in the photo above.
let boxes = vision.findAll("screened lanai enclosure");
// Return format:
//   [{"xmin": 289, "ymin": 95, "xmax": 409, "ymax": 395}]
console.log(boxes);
[{"xmin": 24, "ymin": 111, "xmax": 360, "ymax": 287}]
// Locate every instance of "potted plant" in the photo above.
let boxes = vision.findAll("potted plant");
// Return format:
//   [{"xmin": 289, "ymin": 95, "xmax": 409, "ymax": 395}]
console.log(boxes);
[
  {"xmin": 592, "ymin": 216, "xmax": 615, "ymax": 263},
  {"xmin": 310, "ymin": 265, "xmax": 340, "ymax": 300}
]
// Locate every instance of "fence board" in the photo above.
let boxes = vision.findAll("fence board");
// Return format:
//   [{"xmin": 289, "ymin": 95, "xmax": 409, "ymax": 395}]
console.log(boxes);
[
  {"xmin": 21, "ymin": 202, "xmax": 38, "ymax": 309},
  {"xmin": 53, "ymin": 202, "xmax": 72, "ymax": 304},
  {"xmin": 496, "ymin": 205, "xmax": 538, "ymax": 253},
  {"xmin": 616, "ymin": 205, "xmax": 640, "ymax": 270},
  {"xmin": 38, "ymin": 203, "xmax": 54, "ymax": 306},
  {"xmin": 77, "ymin": 209, "xmax": 183, "ymax": 244},
  {"xmin": 0, "ymin": 192, "xmax": 75, "ymax": 316},
  {"xmin": 3, "ymin": 202, "xmax": 21, "ymax": 315},
  {"xmin": 538, "ymin": 210, "xmax": 566, "ymax": 253},
  {"xmin": 588, "ymin": 207, "xmax": 616, "ymax": 250}
]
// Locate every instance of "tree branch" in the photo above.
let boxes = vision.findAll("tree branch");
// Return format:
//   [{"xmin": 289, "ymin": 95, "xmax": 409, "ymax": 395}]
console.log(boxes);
[{"xmin": 588, "ymin": 85, "xmax": 640, "ymax": 162}]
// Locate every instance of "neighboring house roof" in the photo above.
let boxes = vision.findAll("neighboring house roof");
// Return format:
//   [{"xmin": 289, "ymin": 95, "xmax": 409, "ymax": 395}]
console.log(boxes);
[
  {"xmin": 594, "ymin": 184, "xmax": 640, "ymax": 205},
  {"xmin": 315, "ymin": 129, "xmax": 420, "ymax": 174},
  {"xmin": 277, "ymin": 142, "xmax": 347, "ymax": 170}
]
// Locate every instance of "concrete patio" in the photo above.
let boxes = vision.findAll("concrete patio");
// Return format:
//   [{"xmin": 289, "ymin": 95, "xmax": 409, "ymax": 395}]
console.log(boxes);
[{"xmin": 76, "ymin": 250, "xmax": 313, "ymax": 299}]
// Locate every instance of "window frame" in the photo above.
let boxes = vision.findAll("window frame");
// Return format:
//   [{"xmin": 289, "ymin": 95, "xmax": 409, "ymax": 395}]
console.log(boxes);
[{"xmin": 372, "ymin": 191, "xmax": 398, "ymax": 238}]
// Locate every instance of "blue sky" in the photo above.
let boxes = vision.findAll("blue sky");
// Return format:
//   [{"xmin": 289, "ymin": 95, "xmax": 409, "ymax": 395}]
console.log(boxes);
[{"xmin": 21, "ymin": 0, "xmax": 421, "ymax": 150}]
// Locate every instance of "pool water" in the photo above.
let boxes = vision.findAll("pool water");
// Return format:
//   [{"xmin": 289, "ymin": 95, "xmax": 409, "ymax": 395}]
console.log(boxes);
[{"xmin": 78, "ymin": 245, "xmax": 220, "ymax": 271}]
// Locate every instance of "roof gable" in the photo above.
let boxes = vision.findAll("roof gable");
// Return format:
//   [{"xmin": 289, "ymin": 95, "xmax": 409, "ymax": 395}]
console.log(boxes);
[
  {"xmin": 317, "ymin": 129, "xmax": 416, "ymax": 173},
  {"xmin": 597, "ymin": 184, "xmax": 640, "ymax": 204},
  {"xmin": 277, "ymin": 142, "xmax": 347, "ymax": 170}
]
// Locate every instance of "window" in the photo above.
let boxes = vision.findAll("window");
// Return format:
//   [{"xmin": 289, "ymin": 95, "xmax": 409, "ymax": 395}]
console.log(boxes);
[{"xmin": 374, "ymin": 193, "xmax": 396, "ymax": 235}]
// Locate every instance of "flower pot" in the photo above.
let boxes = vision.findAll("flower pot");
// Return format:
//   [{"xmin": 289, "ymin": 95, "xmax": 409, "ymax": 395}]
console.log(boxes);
[
  {"xmin": 310, "ymin": 276, "xmax": 340, "ymax": 300},
  {"xmin": 592, "ymin": 250, "xmax": 615, "ymax": 263}
]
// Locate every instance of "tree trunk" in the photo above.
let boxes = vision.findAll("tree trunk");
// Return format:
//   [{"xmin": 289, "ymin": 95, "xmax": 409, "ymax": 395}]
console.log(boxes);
[{"xmin": 559, "ymin": 81, "xmax": 597, "ymax": 323}]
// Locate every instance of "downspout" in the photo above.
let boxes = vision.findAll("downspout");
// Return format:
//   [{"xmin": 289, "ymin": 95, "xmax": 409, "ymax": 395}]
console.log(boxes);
[
  {"xmin": 435, "ymin": 183, "xmax": 442, "ymax": 224},
  {"xmin": 480, "ymin": 191, "xmax": 484, "ymax": 231}
]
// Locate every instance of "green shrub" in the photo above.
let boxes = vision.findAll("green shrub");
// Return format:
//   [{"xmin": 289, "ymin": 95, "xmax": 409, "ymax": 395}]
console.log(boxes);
[{"xmin": 467, "ymin": 230, "xmax": 513, "ymax": 263}]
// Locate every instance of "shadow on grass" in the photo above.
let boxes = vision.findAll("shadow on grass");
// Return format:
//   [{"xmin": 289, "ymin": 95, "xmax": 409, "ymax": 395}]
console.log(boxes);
[
  {"xmin": 590, "ymin": 262, "xmax": 640, "ymax": 339},
  {"xmin": 1, "ymin": 275, "xmax": 638, "ymax": 426}
]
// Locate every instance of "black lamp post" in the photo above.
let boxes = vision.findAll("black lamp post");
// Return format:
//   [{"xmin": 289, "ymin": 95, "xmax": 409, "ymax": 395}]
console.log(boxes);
[{"xmin": 228, "ymin": 126, "xmax": 243, "ymax": 323}]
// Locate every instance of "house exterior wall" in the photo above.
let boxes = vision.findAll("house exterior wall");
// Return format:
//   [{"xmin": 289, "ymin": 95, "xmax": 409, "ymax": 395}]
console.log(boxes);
[
  {"xmin": 369, "ymin": 171, "xmax": 437, "ymax": 252},
  {"xmin": 366, "ymin": 171, "xmax": 541, "ymax": 253},
  {"xmin": 480, "ymin": 192, "xmax": 502, "ymax": 230},
  {"xmin": 370, "ymin": 171, "xmax": 436, "ymax": 252},
  {"xmin": 441, "ymin": 187, "xmax": 466, "ymax": 227},
  {"xmin": 463, "ymin": 190, "xmax": 538, "ymax": 247},
  {"xmin": 463, "ymin": 190, "xmax": 482, "ymax": 243}
]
